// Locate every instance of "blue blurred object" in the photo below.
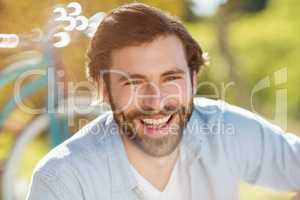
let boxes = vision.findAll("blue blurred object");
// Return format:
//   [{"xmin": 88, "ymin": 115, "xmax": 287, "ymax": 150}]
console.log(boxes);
[
  {"xmin": 191, "ymin": 0, "xmax": 227, "ymax": 17},
  {"xmin": 241, "ymin": 0, "xmax": 269, "ymax": 12},
  {"xmin": 0, "ymin": 18, "xmax": 71, "ymax": 147}
]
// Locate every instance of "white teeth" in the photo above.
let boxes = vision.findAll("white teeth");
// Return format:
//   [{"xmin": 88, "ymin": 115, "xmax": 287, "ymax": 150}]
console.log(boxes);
[{"xmin": 141, "ymin": 115, "xmax": 171, "ymax": 127}]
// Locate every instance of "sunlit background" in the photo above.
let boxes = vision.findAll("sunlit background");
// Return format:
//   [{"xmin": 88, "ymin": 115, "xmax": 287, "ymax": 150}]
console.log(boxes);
[{"xmin": 0, "ymin": 0, "xmax": 299, "ymax": 199}]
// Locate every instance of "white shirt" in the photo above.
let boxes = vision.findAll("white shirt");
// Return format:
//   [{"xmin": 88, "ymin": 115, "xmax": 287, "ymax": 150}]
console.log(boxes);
[{"xmin": 130, "ymin": 147, "xmax": 191, "ymax": 200}]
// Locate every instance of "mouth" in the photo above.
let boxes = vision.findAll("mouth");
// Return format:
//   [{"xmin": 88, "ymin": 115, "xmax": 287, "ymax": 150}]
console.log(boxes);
[{"xmin": 138, "ymin": 114, "xmax": 175, "ymax": 136}]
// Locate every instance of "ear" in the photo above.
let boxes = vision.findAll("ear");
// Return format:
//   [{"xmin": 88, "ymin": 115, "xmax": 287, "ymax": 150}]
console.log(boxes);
[
  {"xmin": 98, "ymin": 78, "xmax": 110, "ymax": 105},
  {"xmin": 192, "ymin": 71, "xmax": 198, "ymax": 96}
]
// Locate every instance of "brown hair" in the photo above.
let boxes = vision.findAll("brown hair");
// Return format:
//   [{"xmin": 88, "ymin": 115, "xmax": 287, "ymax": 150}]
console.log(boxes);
[{"xmin": 86, "ymin": 2, "xmax": 206, "ymax": 83}]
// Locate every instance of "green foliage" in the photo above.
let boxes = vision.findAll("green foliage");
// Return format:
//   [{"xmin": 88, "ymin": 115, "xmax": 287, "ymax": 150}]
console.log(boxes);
[
  {"xmin": 187, "ymin": 0, "xmax": 300, "ymax": 121},
  {"xmin": 229, "ymin": 0, "xmax": 300, "ymax": 118}
]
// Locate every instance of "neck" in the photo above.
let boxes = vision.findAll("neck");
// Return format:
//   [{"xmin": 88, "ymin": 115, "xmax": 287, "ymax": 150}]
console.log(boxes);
[{"xmin": 121, "ymin": 135, "xmax": 179, "ymax": 191}]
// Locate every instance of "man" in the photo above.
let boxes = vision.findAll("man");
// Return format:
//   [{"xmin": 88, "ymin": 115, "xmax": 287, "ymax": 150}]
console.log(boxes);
[{"xmin": 27, "ymin": 3, "xmax": 300, "ymax": 200}]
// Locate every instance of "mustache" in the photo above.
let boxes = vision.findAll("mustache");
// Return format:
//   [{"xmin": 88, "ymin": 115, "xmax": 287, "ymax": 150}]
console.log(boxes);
[{"xmin": 125, "ymin": 104, "xmax": 188, "ymax": 121}]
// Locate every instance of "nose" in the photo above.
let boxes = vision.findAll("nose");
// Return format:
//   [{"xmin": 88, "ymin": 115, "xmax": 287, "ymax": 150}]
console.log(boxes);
[{"xmin": 138, "ymin": 82, "xmax": 162, "ymax": 114}]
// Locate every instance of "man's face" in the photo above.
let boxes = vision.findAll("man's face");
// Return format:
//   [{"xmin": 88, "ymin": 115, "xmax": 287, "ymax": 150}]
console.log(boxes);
[{"xmin": 103, "ymin": 35, "xmax": 196, "ymax": 157}]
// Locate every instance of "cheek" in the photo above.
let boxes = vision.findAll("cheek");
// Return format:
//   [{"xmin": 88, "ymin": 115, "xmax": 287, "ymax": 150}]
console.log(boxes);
[
  {"xmin": 162, "ymin": 80, "xmax": 193, "ymax": 105},
  {"xmin": 109, "ymin": 85, "xmax": 136, "ymax": 112}
]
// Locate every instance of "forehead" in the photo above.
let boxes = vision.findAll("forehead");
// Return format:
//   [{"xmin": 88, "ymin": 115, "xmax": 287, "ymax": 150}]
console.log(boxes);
[{"xmin": 110, "ymin": 34, "xmax": 188, "ymax": 75}]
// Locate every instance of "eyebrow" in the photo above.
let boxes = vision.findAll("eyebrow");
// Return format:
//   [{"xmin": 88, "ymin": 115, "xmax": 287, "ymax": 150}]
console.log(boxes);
[
  {"xmin": 118, "ymin": 68, "xmax": 186, "ymax": 82},
  {"xmin": 161, "ymin": 68, "xmax": 185, "ymax": 77},
  {"xmin": 118, "ymin": 73, "xmax": 147, "ymax": 82}
]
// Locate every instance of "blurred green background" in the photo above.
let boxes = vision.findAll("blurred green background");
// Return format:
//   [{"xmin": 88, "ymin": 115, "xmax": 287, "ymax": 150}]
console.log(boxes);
[{"xmin": 0, "ymin": 0, "xmax": 299, "ymax": 199}]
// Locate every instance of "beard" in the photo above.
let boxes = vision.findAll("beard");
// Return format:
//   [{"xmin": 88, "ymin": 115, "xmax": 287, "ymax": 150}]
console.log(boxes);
[{"xmin": 109, "ymin": 97, "xmax": 194, "ymax": 157}]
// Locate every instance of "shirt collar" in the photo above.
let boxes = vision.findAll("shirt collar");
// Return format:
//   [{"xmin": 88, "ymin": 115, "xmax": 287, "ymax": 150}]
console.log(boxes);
[{"xmin": 99, "ymin": 108, "xmax": 205, "ymax": 195}]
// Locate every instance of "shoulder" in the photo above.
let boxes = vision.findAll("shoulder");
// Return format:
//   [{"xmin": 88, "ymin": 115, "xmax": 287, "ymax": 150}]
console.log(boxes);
[
  {"xmin": 191, "ymin": 97, "xmax": 226, "ymax": 126},
  {"xmin": 192, "ymin": 96, "xmax": 268, "ymax": 126},
  {"xmin": 191, "ymin": 97, "xmax": 285, "ymax": 145},
  {"xmin": 32, "ymin": 111, "xmax": 115, "ymax": 180},
  {"xmin": 190, "ymin": 97, "xmax": 278, "ymax": 139}
]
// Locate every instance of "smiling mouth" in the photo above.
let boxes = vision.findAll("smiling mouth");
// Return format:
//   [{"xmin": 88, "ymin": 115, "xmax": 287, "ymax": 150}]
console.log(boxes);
[{"xmin": 139, "ymin": 114, "xmax": 174, "ymax": 131}]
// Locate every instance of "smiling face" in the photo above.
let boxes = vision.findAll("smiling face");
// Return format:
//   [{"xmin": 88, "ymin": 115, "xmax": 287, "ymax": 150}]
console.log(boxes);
[{"xmin": 102, "ymin": 34, "xmax": 197, "ymax": 157}]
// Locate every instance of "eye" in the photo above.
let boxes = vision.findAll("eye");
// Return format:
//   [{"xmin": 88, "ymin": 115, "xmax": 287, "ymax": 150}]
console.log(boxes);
[
  {"xmin": 165, "ymin": 76, "xmax": 181, "ymax": 82},
  {"xmin": 124, "ymin": 80, "xmax": 143, "ymax": 86}
]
